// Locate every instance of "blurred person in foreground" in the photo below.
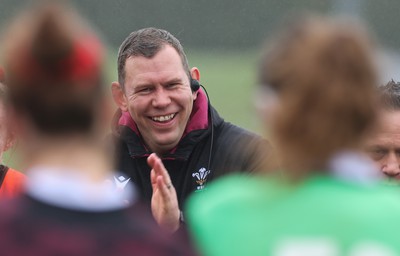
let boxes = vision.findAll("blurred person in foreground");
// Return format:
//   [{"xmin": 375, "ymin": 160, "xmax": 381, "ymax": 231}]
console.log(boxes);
[
  {"xmin": 364, "ymin": 80, "xmax": 400, "ymax": 184},
  {"xmin": 0, "ymin": 78, "xmax": 25, "ymax": 198},
  {"xmin": 111, "ymin": 27, "xmax": 276, "ymax": 232},
  {"xmin": 186, "ymin": 16, "xmax": 400, "ymax": 255},
  {"xmin": 0, "ymin": 3, "xmax": 194, "ymax": 255}
]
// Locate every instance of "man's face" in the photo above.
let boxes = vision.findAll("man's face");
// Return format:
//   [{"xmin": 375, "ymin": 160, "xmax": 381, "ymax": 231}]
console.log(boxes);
[
  {"xmin": 365, "ymin": 110, "xmax": 400, "ymax": 181},
  {"xmin": 122, "ymin": 45, "xmax": 197, "ymax": 154}
]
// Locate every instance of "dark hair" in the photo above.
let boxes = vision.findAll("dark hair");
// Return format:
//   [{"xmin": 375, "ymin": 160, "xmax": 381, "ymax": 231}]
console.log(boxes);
[
  {"xmin": 379, "ymin": 80, "xmax": 400, "ymax": 110},
  {"xmin": 3, "ymin": 3, "xmax": 104, "ymax": 135},
  {"xmin": 117, "ymin": 27, "xmax": 190, "ymax": 88},
  {"xmin": 260, "ymin": 16, "xmax": 378, "ymax": 178}
]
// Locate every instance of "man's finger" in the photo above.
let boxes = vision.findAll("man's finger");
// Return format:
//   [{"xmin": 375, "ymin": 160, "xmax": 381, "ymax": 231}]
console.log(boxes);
[
  {"xmin": 151, "ymin": 156, "xmax": 173, "ymax": 185},
  {"xmin": 150, "ymin": 169, "xmax": 157, "ymax": 190},
  {"xmin": 156, "ymin": 175, "xmax": 173, "ymax": 201},
  {"xmin": 148, "ymin": 153, "xmax": 169, "ymax": 179},
  {"xmin": 147, "ymin": 153, "xmax": 158, "ymax": 168}
]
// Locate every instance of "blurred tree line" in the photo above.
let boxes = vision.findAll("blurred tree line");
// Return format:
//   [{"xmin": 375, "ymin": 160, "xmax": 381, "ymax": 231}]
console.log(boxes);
[{"xmin": 0, "ymin": 0, "xmax": 399, "ymax": 51}]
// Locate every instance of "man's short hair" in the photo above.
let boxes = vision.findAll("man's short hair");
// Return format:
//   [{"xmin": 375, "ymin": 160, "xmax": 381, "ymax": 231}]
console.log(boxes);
[
  {"xmin": 379, "ymin": 80, "xmax": 400, "ymax": 110},
  {"xmin": 117, "ymin": 27, "xmax": 190, "ymax": 88}
]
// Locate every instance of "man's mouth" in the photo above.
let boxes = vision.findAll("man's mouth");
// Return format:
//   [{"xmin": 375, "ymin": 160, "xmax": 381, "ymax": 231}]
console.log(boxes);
[{"xmin": 151, "ymin": 113, "xmax": 176, "ymax": 123}]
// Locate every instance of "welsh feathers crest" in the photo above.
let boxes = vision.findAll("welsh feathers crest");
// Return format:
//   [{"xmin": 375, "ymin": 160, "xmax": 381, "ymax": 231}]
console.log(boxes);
[{"xmin": 192, "ymin": 167, "xmax": 211, "ymax": 191}]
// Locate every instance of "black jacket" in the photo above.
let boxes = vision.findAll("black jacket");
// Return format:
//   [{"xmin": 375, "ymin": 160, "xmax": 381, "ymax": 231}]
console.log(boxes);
[{"xmin": 113, "ymin": 92, "xmax": 274, "ymax": 208}]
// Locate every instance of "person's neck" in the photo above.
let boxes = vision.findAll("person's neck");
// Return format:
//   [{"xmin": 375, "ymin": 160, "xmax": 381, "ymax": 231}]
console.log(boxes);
[{"xmin": 24, "ymin": 136, "xmax": 112, "ymax": 182}]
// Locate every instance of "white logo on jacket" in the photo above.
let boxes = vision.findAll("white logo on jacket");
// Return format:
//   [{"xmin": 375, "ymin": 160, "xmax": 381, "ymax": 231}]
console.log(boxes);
[
  {"xmin": 192, "ymin": 167, "xmax": 210, "ymax": 191},
  {"xmin": 114, "ymin": 175, "xmax": 131, "ymax": 190}
]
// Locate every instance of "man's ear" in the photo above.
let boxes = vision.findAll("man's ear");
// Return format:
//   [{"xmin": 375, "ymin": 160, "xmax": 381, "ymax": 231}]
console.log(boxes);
[
  {"xmin": 111, "ymin": 81, "xmax": 128, "ymax": 112},
  {"xmin": 190, "ymin": 67, "xmax": 200, "ymax": 81},
  {"xmin": 190, "ymin": 67, "xmax": 200, "ymax": 100}
]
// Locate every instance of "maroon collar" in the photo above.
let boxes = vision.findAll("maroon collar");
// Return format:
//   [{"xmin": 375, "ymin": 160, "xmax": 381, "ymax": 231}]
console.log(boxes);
[{"xmin": 118, "ymin": 89, "xmax": 209, "ymax": 138}]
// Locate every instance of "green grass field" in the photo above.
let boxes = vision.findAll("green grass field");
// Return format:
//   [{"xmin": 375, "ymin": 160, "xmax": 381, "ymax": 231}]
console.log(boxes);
[
  {"xmin": 4, "ymin": 49, "xmax": 266, "ymax": 169},
  {"xmin": 188, "ymin": 50, "xmax": 264, "ymax": 135}
]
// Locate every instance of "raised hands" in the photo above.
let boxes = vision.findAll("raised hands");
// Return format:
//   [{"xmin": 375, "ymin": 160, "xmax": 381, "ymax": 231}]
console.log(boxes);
[{"xmin": 147, "ymin": 153, "xmax": 180, "ymax": 233}]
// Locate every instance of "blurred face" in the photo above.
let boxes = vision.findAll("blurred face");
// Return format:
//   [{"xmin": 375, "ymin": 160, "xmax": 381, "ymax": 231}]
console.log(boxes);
[
  {"xmin": 365, "ymin": 110, "xmax": 400, "ymax": 181},
  {"xmin": 121, "ymin": 45, "xmax": 197, "ymax": 154}
]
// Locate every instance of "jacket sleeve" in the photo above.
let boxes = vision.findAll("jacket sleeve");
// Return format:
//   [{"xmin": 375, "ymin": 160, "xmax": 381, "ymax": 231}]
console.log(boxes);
[{"xmin": 212, "ymin": 122, "xmax": 278, "ymax": 175}]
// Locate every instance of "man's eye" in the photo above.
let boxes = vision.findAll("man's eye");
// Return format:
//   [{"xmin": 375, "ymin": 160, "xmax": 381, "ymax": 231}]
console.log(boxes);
[
  {"xmin": 166, "ymin": 83, "xmax": 179, "ymax": 89},
  {"xmin": 136, "ymin": 88, "xmax": 152, "ymax": 94},
  {"xmin": 368, "ymin": 149, "xmax": 386, "ymax": 160}
]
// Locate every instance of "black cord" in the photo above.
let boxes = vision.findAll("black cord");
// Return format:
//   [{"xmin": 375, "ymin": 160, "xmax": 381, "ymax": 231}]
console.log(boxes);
[{"xmin": 200, "ymin": 85, "xmax": 214, "ymax": 173}]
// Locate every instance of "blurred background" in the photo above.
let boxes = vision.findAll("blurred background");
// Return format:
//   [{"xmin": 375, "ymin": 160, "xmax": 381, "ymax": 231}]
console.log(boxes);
[{"xmin": 0, "ymin": 0, "xmax": 399, "ymax": 136}]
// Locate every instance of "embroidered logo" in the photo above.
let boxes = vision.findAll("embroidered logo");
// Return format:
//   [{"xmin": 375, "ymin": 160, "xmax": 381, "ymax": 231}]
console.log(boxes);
[
  {"xmin": 114, "ymin": 175, "xmax": 131, "ymax": 190},
  {"xmin": 192, "ymin": 167, "xmax": 210, "ymax": 191}
]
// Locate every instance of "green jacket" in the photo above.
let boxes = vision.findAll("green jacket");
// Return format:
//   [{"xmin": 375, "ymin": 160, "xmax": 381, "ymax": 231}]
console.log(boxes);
[{"xmin": 187, "ymin": 174, "xmax": 400, "ymax": 256}]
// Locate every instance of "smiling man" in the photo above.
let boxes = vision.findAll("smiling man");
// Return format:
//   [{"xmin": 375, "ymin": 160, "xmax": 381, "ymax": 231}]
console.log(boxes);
[
  {"xmin": 365, "ymin": 80, "xmax": 400, "ymax": 182},
  {"xmin": 112, "ymin": 28, "xmax": 275, "ymax": 232},
  {"xmin": 119, "ymin": 45, "xmax": 197, "ymax": 155}
]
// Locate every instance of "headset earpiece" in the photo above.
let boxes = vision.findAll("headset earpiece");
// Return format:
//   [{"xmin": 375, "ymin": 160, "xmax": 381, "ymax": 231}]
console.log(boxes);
[{"xmin": 190, "ymin": 78, "xmax": 200, "ymax": 92}]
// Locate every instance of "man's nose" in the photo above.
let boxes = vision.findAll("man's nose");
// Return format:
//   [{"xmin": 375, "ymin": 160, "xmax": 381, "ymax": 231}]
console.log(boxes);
[
  {"xmin": 152, "ymin": 88, "xmax": 171, "ymax": 108},
  {"xmin": 381, "ymin": 153, "xmax": 400, "ymax": 178}
]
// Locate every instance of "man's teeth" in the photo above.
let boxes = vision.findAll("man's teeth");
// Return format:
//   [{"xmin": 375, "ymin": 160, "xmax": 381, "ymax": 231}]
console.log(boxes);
[{"xmin": 152, "ymin": 114, "xmax": 175, "ymax": 122}]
